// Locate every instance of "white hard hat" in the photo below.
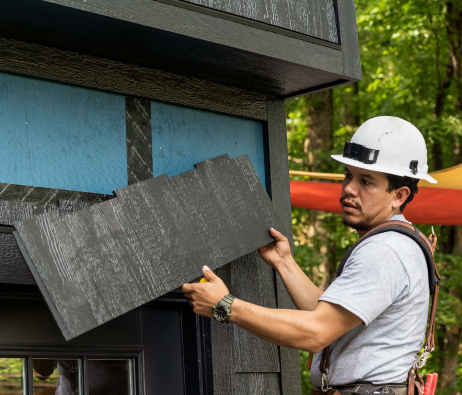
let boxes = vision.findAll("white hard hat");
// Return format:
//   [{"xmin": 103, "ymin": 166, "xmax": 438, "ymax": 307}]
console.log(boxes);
[{"xmin": 332, "ymin": 116, "xmax": 437, "ymax": 183}]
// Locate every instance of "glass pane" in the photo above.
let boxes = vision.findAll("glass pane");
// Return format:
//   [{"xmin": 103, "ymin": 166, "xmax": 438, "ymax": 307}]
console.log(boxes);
[
  {"xmin": 88, "ymin": 360, "xmax": 132, "ymax": 395},
  {"xmin": 0, "ymin": 358, "xmax": 25, "ymax": 395},
  {"xmin": 33, "ymin": 359, "xmax": 80, "ymax": 395}
]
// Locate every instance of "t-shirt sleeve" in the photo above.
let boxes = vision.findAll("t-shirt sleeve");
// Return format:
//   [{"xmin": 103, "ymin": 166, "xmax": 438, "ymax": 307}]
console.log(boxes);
[{"xmin": 319, "ymin": 240, "xmax": 409, "ymax": 326}]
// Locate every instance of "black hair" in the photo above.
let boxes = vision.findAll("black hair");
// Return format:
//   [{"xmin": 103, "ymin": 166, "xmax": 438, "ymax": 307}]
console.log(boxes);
[{"xmin": 386, "ymin": 174, "xmax": 419, "ymax": 212}]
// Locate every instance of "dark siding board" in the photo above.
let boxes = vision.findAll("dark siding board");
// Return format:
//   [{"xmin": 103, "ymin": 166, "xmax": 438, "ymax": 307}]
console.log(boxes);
[
  {"xmin": 0, "ymin": 37, "xmax": 267, "ymax": 121},
  {"xmin": 61, "ymin": 202, "xmax": 149, "ymax": 318},
  {"xmin": 115, "ymin": 175, "xmax": 206, "ymax": 292},
  {"xmin": 14, "ymin": 155, "xmax": 280, "ymax": 340},
  {"xmin": 13, "ymin": 212, "xmax": 104, "ymax": 340},
  {"xmin": 0, "ymin": 198, "xmax": 105, "ymax": 287},
  {"xmin": 181, "ymin": 0, "xmax": 339, "ymax": 43},
  {"xmin": 41, "ymin": 0, "xmax": 343, "ymax": 74},
  {"xmin": 0, "ymin": 183, "xmax": 110, "ymax": 206},
  {"xmin": 0, "ymin": 233, "xmax": 35, "ymax": 285},
  {"xmin": 235, "ymin": 373, "xmax": 280, "ymax": 395},
  {"xmin": 266, "ymin": 98, "xmax": 302, "ymax": 395},
  {"xmin": 211, "ymin": 263, "xmax": 235, "ymax": 395},
  {"xmin": 337, "ymin": 0, "xmax": 362, "ymax": 80},
  {"xmin": 231, "ymin": 251, "xmax": 280, "ymax": 373},
  {"xmin": 195, "ymin": 156, "xmax": 274, "ymax": 255},
  {"xmin": 0, "ymin": 200, "xmax": 37, "ymax": 225},
  {"xmin": 126, "ymin": 97, "xmax": 154, "ymax": 185},
  {"xmin": 169, "ymin": 167, "xmax": 242, "ymax": 268},
  {"xmin": 0, "ymin": 1, "xmax": 346, "ymax": 96}
]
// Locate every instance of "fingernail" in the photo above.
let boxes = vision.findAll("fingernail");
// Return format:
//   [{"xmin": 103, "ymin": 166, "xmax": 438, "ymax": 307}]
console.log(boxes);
[{"xmin": 203, "ymin": 265, "xmax": 210, "ymax": 271}]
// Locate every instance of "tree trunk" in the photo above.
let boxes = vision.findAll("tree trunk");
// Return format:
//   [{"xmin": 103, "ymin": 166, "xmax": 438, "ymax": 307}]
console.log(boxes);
[
  {"xmin": 436, "ymin": 3, "xmax": 462, "ymax": 391},
  {"xmin": 304, "ymin": 90, "xmax": 337, "ymax": 289}
]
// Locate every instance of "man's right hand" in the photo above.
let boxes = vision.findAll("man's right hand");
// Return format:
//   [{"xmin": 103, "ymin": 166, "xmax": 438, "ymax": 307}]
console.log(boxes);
[{"xmin": 258, "ymin": 228, "xmax": 294, "ymax": 271}]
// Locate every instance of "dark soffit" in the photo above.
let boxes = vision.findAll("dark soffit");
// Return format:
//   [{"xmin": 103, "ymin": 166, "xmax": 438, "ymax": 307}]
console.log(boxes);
[{"xmin": 0, "ymin": 0, "xmax": 348, "ymax": 97}]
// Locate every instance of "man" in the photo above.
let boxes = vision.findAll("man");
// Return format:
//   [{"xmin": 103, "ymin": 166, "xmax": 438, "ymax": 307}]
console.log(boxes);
[{"xmin": 182, "ymin": 116, "xmax": 437, "ymax": 393}]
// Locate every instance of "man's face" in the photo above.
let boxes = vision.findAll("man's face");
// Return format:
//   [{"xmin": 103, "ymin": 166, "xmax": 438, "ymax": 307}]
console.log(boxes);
[{"xmin": 340, "ymin": 165, "xmax": 398, "ymax": 233}]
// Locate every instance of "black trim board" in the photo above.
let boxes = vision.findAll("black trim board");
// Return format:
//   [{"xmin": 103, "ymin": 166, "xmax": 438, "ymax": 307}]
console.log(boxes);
[
  {"xmin": 266, "ymin": 98, "xmax": 302, "ymax": 395},
  {"xmin": 0, "ymin": 0, "xmax": 346, "ymax": 97},
  {"xmin": 337, "ymin": 0, "xmax": 362, "ymax": 80},
  {"xmin": 0, "ymin": 37, "xmax": 268, "ymax": 121},
  {"xmin": 156, "ymin": 0, "xmax": 341, "ymax": 49}
]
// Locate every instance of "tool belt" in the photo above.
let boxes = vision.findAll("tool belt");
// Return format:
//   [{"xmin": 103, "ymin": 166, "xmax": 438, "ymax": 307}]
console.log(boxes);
[{"xmin": 310, "ymin": 221, "xmax": 441, "ymax": 395}]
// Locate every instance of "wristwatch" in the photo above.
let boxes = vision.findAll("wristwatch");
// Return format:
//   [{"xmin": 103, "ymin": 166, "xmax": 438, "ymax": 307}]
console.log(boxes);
[{"xmin": 212, "ymin": 294, "xmax": 235, "ymax": 323}]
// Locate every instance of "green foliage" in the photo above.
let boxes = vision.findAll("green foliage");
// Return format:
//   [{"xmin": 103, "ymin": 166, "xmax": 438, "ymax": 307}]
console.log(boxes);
[{"xmin": 287, "ymin": 0, "xmax": 462, "ymax": 392}]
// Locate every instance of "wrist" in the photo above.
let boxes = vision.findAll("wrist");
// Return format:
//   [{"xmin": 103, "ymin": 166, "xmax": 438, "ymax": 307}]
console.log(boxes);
[{"xmin": 274, "ymin": 256, "xmax": 297, "ymax": 273}]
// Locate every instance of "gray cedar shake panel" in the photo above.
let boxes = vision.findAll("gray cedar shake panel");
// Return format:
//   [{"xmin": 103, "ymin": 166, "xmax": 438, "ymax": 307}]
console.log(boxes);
[
  {"xmin": 235, "ymin": 373, "xmax": 280, "ymax": 395},
  {"xmin": 126, "ymin": 97, "xmax": 154, "ymax": 185},
  {"xmin": 338, "ymin": 0, "xmax": 362, "ymax": 80},
  {"xmin": 13, "ymin": 211, "xmax": 107, "ymax": 340},
  {"xmin": 194, "ymin": 155, "xmax": 274, "ymax": 254},
  {"xmin": 0, "ymin": 199, "xmax": 105, "ymax": 287},
  {"xmin": 170, "ymin": 168, "xmax": 240, "ymax": 268},
  {"xmin": 181, "ymin": 0, "xmax": 338, "ymax": 43},
  {"xmin": 267, "ymin": 98, "xmax": 302, "ymax": 395},
  {"xmin": 0, "ymin": 38, "xmax": 267, "ymax": 121},
  {"xmin": 14, "ymin": 155, "xmax": 280, "ymax": 339},
  {"xmin": 115, "ymin": 175, "xmax": 206, "ymax": 292},
  {"xmin": 231, "ymin": 252, "xmax": 280, "ymax": 373},
  {"xmin": 0, "ymin": 233, "xmax": 35, "ymax": 284},
  {"xmin": 61, "ymin": 202, "xmax": 149, "ymax": 317}
]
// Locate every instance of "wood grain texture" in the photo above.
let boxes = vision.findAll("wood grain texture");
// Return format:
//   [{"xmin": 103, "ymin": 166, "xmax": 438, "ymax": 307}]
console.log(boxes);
[
  {"xmin": 211, "ymin": 263, "xmax": 235, "ymax": 395},
  {"xmin": 0, "ymin": 183, "xmax": 110, "ymax": 207},
  {"xmin": 0, "ymin": 37, "xmax": 267, "ymax": 121},
  {"xmin": 266, "ymin": 98, "xmax": 301, "ymax": 395},
  {"xmin": 231, "ymin": 251, "xmax": 280, "ymax": 373},
  {"xmin": 14, "ymin": 211, "xmax": 107, "ymax": 340},
  {"xmin": 0, "ymin": 198, "xmax": 104, "ymax": 286},
  {"xmin": 181, "ymin": 0, "xmax": 338, "ymax": 43},
  {"xmin": 235, "ymin": 373, "xmax": 280, "ymax": 395},
  {"xmin": 337, "ymin": 0, "xmax": 362, "ymax": 80},
  {"xmin": 126, "ymin": 97, "xmax": 153, "ymax": 185},
  {"xmin": 14, "ymin": 155, "xmax": 281, "ymax": 339},
  {"xmin": 42, "ymin": 0, "xmax": 343, "ymax": 74},
  {"xmin": 0, "ymin": 233, "xmax": 35, "ymax": 284},
  {"xmin": 195, "ymin": 155, "xmax": 274, "ymax": 254}
]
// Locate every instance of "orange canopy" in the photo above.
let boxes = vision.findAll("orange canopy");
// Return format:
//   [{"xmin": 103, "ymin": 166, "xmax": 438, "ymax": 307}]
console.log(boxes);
[{"xmin": 290, "ymin": 164, "xmax": 462, "ymax": 225}]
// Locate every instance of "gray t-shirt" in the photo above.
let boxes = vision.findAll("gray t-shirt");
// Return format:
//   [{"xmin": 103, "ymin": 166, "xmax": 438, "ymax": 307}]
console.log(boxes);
[{"xmin": 311, "ymin": 214, "xmax": 429, "ymax": 388}]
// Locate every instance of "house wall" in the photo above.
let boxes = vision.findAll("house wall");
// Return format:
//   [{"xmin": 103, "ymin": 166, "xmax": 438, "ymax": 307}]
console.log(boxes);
[{"xmin": 0, "ymin": 42, "xmax": 299, "ymax": 393}]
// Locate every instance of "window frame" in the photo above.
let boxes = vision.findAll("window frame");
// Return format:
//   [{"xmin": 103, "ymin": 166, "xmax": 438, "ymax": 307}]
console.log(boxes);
[{"xmin": 0, "ymin": 345, "xmax": 144, "ymax": 395}]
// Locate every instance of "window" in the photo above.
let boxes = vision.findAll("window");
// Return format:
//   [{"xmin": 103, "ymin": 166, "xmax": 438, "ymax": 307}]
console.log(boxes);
[{"xmin": 0, "ymin": 355, "xmax": 139, "ymax": 395}]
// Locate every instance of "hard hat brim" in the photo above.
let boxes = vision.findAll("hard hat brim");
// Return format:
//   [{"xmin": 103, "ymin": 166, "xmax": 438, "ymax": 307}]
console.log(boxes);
[{"xmin": 331, "ymin": 155, "xmax": 438, "ymax": 184}]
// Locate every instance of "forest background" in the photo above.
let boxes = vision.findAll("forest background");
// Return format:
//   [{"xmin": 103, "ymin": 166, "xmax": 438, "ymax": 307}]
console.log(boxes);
[{"xmin": 285, "ymin": 0, "xmax": 462, "ymax": 393}]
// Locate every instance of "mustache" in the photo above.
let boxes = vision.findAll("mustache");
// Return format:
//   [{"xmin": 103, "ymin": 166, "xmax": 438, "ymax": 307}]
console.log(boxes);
[{"xmin": 339, "ymin": 195, "xmax": 362, "ymax": 210}]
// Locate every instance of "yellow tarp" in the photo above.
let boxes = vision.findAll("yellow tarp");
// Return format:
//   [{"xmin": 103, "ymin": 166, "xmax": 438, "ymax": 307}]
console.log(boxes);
[
  {"xmin": 419, "ymin": 163, "xmax": 462, "ymax": 189},
  {"xmin": 289, "ymin": 163, "xmax": 462, "ymax": 190}
]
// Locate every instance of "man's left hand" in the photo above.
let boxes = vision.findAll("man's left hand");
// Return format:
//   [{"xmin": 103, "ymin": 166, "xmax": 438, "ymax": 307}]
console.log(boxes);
[{"xmin": 182, "ymin": 266, "xmax": 230, "ymax": 318}]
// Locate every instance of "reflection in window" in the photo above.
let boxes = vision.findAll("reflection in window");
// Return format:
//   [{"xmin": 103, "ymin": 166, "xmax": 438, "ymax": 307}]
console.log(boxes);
[
  {"xmin": 88, "ymin": 360, "xmax": 132, "ymax": 395},
  {"xmin": 33, "ymin": 359, "xmax": 80, "ymax": 395},
  {"xmin": 0, "ymin": 358, "xmax": 25, "ymax": 395}
]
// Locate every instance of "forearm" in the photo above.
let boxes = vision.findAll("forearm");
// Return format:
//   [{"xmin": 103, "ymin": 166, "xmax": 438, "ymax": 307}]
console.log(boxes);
[
  {"xmin": 276, "ymin": 258, "xmax": 324, "ymax": 311},
  {"xmin": 229, "ymin": 298, "xmax": 323, "ymax": 352}
]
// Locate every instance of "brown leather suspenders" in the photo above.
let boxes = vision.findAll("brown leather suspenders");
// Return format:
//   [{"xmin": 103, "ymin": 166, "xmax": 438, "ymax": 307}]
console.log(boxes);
[{"xmin": 313, "ymin": 221, "xmax": 441, "ymax": 395}]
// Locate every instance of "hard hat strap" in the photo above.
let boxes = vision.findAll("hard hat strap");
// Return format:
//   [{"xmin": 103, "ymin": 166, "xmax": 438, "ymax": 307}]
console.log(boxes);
[{"xmin": 343, "ymin": 141, "xmax": 380, "ymax": 165}]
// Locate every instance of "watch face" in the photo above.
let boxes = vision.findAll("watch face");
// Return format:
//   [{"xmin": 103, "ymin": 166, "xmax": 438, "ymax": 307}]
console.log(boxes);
[{"xmin": 214, "ymin": 304, "xmax": 231, "ymax": 322}]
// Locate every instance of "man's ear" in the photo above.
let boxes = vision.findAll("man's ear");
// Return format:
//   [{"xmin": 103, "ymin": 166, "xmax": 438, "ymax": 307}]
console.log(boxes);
[{"xmin": 392, "ymin": 186, "xmax": 410, "ymax": 209}]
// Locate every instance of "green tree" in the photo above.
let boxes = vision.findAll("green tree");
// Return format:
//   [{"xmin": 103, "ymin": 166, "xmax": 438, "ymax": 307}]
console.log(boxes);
[{"xmin": 287, "ymin": 0, "xmax": 462, "ymax": 393}]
